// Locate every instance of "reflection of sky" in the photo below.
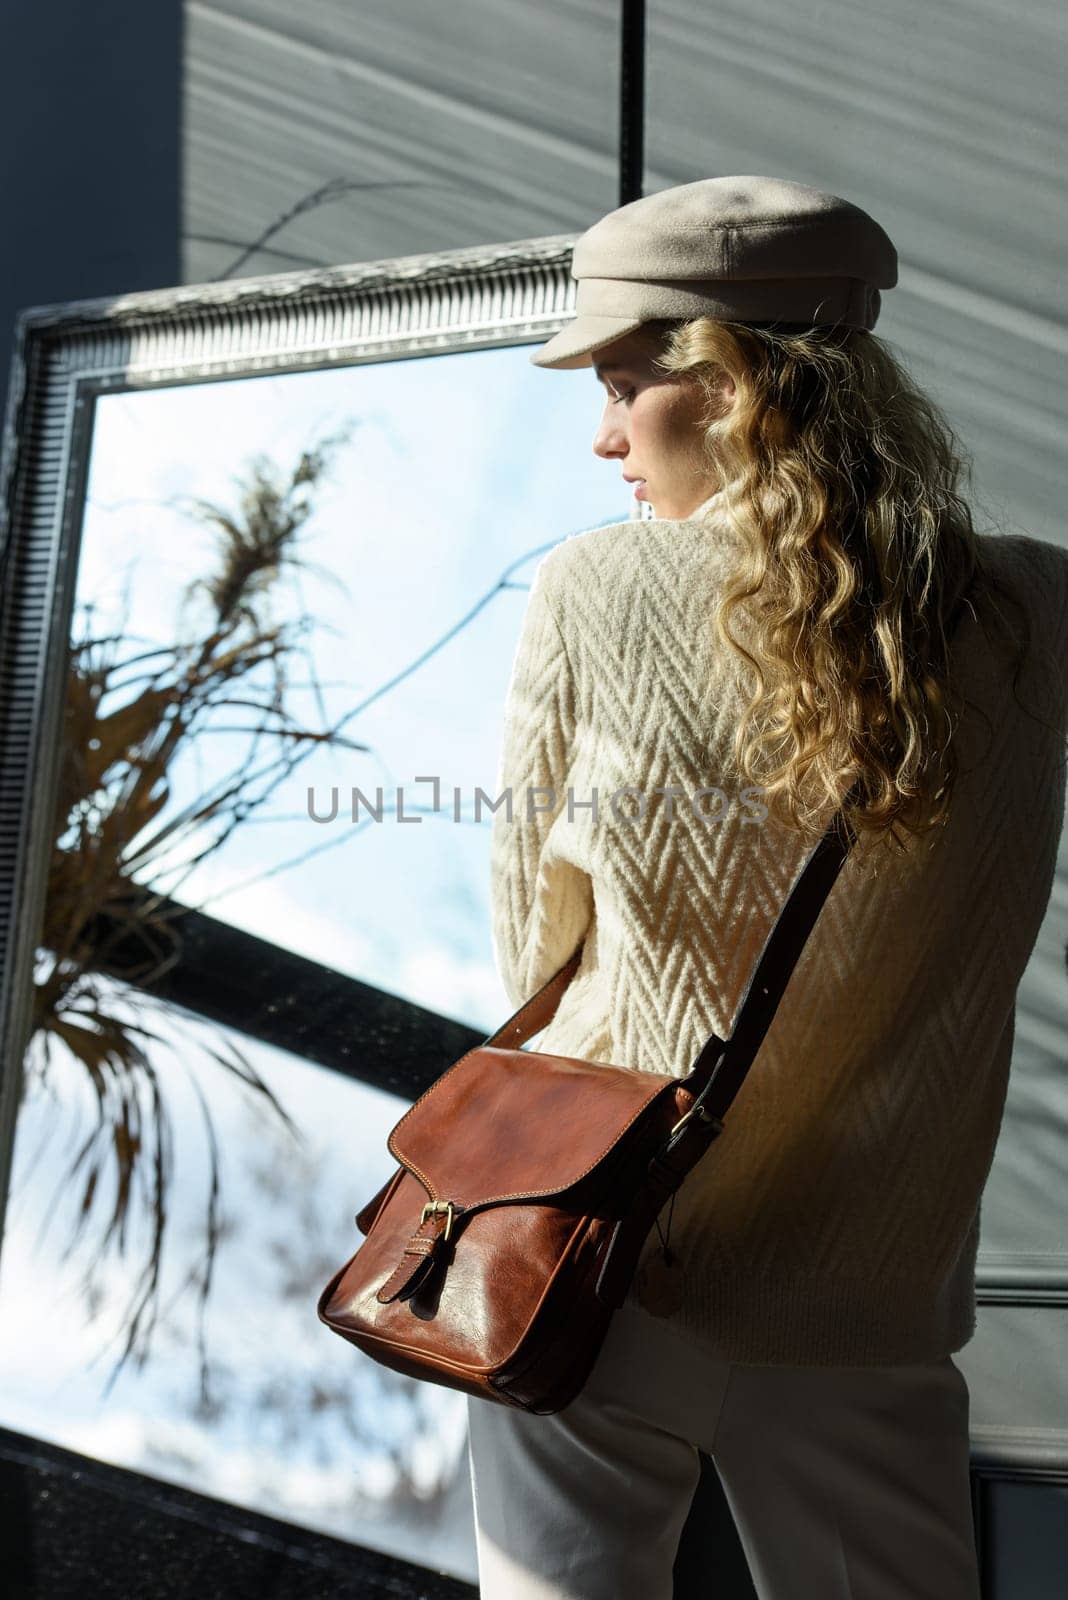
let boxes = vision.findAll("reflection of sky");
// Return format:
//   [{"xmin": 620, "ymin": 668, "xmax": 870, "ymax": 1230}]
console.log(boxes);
[
  {"xmin": 0, "ymin": 344, "xmax": 634, "ymax": 1579},
  {"xmin": 77, "ymin": 345, "xmax": 633, "ymax": 1033},
  {"xmin": 0, "ymin": 996, "xmax": 482, "ymax": 1578}
]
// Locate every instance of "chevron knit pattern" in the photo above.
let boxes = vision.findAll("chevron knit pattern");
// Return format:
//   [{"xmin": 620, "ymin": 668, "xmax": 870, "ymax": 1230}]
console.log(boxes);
[{"xmin": 489, "ymin": 496, "xmax": 1068, "ymax": 1365}]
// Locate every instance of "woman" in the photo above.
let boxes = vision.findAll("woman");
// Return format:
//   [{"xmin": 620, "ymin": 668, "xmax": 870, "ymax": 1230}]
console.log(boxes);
[{"xmin": 468, "ymin": 177, "xmax": 1068, "ymax": 1599}]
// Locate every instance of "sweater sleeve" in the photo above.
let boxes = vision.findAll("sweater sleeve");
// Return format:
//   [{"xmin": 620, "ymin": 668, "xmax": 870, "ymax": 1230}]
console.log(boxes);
[{"xmin": 489, "ymin": 550, "xmax": 592, "ymax": 1010}]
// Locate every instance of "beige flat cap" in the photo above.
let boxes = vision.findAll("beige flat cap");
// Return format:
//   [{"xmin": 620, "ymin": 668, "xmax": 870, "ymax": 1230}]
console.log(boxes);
[{"xmin": 532, "ymin": 175, "xmax": 898, "ymax": 369}]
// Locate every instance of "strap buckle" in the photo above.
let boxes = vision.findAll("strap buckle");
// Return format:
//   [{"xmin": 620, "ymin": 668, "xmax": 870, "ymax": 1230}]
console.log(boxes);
[
  {"xmin": 669, "ymin": 1103, "xmax": 724, "ymax": 1139},
  {"xmin": 420, "ymin": 1199, "xmax": 456, "ymax": 1242}
]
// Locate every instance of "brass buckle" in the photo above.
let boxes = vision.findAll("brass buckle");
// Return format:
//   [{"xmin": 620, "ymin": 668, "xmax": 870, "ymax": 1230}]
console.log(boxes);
[
  {"xmin": 669, "ymin": 1103, "xmax": 723, "ymax": 1139},
  {"xmin": 420, "ymin": 1199, "xmax": 455, "ymax": 1242}
]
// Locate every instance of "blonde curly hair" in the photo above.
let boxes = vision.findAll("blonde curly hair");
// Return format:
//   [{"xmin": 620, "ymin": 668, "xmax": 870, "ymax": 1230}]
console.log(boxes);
[{"xmin": 639, "ymin": 316, "xmax": 1049, "ymax": 856}]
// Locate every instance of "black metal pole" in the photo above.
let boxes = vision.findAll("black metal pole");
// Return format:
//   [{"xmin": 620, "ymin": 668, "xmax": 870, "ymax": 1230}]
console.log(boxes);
[{"xmin": 619, "ymin": 0, "xmax": 646, "ymax": 206}]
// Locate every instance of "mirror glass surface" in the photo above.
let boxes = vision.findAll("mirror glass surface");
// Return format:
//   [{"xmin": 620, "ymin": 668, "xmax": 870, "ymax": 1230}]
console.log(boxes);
[{"xmin": 0, "ymin": 340, "xmax": 634, "ymax": 1581}]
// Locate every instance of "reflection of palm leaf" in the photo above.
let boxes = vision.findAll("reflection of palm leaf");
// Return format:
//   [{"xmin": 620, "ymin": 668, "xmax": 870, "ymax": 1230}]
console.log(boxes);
[
  {"xmin": 90, "ymin": 688, "xmax": 179, "ymax": 786},
  {"xmin": 28, "ymin": 430, "xmax": 351, "ymax": 1390}
]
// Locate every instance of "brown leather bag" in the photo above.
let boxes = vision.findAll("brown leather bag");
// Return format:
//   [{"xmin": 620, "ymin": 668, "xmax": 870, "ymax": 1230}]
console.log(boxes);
[{"xmin": 317, "ymin": 795, "xmax": 859, "ymax": 1415}]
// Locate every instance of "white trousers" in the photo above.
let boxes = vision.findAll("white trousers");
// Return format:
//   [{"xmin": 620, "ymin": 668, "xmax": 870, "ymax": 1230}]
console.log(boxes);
[{"xmin": 465, "ymin": 1300, "xmax": 982, "ymax": 1600}]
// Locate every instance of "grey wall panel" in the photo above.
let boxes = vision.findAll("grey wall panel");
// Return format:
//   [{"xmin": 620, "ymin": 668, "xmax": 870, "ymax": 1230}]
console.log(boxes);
[
  {"xmin": 183, "ymin": 0, "xmax": 623, "ymax": 284},
  {"xmin": 647, "ymin": 0, "xmax": 1064, "ymax": 322},
  {"xmin": 646, "ymin": 0, "xmax": 1068, "ymax": 547},
  {"xmin": 956, "ymin": 1294, "xmax": 1068, "ymax": 1589},
  {"xmin": 963, "ymin": 1307, "xmax": 1068, "ymax": 1435}
]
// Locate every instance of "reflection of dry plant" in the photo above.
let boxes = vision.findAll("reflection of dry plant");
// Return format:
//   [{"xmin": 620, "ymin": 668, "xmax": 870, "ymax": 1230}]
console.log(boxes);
[{"xmin": 24, "ymin": 425, "xmax": 368, "ymax": 1388}]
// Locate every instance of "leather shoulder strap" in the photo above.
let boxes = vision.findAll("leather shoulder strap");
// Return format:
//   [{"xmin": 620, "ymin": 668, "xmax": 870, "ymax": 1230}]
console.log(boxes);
[
  {"xmin": 482, "ymin": 781, "xmax": 860, "ymax": 1067},
  {"xmin": 680, "ymin": 788, "xmax": 860, "ymax": 1119},
  {"xmin": 481, "ymin": 944, "xmax": 585, "ymax": 1052}
]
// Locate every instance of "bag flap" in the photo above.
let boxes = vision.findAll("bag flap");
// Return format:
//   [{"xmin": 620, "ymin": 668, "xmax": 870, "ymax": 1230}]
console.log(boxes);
[{"xmin": 387, "ymin": 1045, "xmax": 676, "ymax": 1211}]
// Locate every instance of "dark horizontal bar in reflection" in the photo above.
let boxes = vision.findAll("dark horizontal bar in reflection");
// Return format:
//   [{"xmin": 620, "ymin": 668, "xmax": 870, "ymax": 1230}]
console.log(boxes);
[{"xmin": 78, "ymin": 883, "xmax": 487, "ymax": 1102}]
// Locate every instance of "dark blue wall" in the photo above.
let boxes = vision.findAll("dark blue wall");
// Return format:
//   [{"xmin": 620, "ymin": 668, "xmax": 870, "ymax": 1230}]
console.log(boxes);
[{"xmin": 0, "ymin": 0, "xmax": 183, "ymax": 419}]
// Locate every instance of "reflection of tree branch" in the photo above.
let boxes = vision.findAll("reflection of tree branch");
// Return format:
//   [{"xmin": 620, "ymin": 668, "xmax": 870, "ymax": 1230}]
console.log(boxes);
[
  {"xmin": 211, "ymin": 801, "xmax": 493, "ymax": 826},
  {"xmin": 177, "ymin": 538, "xmax": 560, "ymax": 835},
  {"xmin": 184, "ymin": 540, "xmax": 578, "ymax": 908},
  {"xmin": 33, "ymin": 432, "xmax": 352, "ymax": 1393},
  {"xmin": 194, "ymin": 801, "xmax": 498, "ymax": 911},
  {"xmin": 300, "ymin": 520, "xmax": 630, "ymax": 741},
  {"xmin": 331, "ymin": 543, "xmax": 555, "ymax": 722},
  {"xmin": 88, "ymin": 496, "xmax": 185, "ymax": 515},
  {"xmin": 175, "ymin": 544, "xmax": 559, "ymax": 908}
]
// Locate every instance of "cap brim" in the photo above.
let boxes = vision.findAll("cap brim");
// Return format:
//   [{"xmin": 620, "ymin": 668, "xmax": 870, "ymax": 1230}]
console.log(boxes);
[{"xmin": 529, "ymin": 313, "xmax": 649, "ymax": 369}]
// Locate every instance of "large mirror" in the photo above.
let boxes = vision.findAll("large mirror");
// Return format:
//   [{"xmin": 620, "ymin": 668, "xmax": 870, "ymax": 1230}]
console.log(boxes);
[{"xmin": 0, "ymin": 238, "xmax": 649, "ymax": 1585}]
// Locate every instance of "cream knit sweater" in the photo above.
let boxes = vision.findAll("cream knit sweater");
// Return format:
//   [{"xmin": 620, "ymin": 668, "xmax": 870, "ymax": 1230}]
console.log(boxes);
[{"xmin": 489, "ymin": 493, "xmax": 1068, "ymax": 1366}]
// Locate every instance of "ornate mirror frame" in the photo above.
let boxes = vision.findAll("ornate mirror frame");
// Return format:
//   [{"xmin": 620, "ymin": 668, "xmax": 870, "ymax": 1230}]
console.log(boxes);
[{"xmin": 0, "ymin": 234, "xmax": 582, "ymax": 1239}]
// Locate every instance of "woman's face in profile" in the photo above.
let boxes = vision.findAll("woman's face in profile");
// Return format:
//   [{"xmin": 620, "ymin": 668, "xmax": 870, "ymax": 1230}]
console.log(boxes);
[{"xmin": 590, "ymin": 330, "xmax": 731, "ymax": 519}]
